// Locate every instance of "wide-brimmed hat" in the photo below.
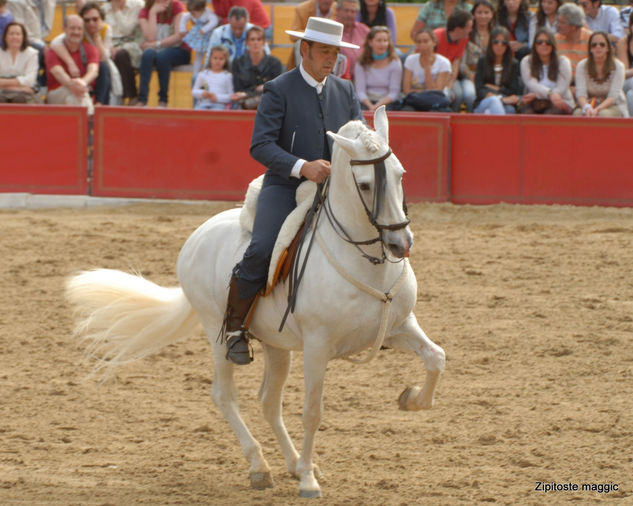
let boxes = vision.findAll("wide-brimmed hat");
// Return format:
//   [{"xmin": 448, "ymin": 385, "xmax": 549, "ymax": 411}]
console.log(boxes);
[{"xmin": 285, "ymin": 17, "xmax": 359, "ymax": 49}]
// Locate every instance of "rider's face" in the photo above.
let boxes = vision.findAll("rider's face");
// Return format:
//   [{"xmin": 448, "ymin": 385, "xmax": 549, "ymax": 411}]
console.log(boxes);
[{"xmin": 301, "ymin": 41, "xmax": 339, "ymax": 82}]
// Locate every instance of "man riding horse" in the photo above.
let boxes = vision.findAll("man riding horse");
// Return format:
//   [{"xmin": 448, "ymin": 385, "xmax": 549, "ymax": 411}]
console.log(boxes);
[{"xmin": 222, "ymin": 17, "xmax": 363, "ymax": 365}]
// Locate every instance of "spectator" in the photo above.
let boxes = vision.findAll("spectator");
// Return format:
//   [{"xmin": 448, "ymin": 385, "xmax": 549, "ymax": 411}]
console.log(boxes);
[
  {"xmin": 179, "ymin": 0, "xmax": 218, "ymax": 75},
  {"xmin": 574, "ymin": 30, "xmax": 628, "ymax": 116},
  {"xmin": 520, "ymin": 27, "xmax": 574, "ymax": 114},
  {"xmin": 473, "ymin": 26, "xmax": 521, "ymax": 114},
  {"xmin": 137, "ymin": 0, "xmax": 190, "ymax": 107},
  {"xmin": 286, "ymin": 0, "xmax": 337, "ymax": 70},
  {"xmin": 620, "ymin": 1, "xmax": 632, "ymax": 35},
  {"xmin": 336, "ymin": 0, "xmax": 369, "ymax": 80},
  {"xmin": 0, "ymin": 21, "xmax": 38, "ymax": 103},
  {"xmin": 410, "ymin": 0, "xmax": 472, "ymax": 40},
  {"xmin": 402, "ymin": 28, "xmax": 451, "ymax": 111},
  {"xmin": 0, "ymin": 0, "xmax": 14, "ymax": 40},
  {"xmin": 192, "ymin": 44, "xmax": 235, "ymax": 109},
  {"xmin": 354, "ymin": 25, "xmax": 402, "ymax": 110},
  {"xmin": 528, "ymin": 0, "xmax": 563, "ymax": 47},
  {"xmin": 616, "ymin": 10, "xmax": 633, "ymax": 115},
  {"xmin": 207, "ymin": 6, "xmax": 266, "ymax": 64},
  {"xmin": 556, "ymin": 3, "xmax": 592, "ymax": 84},
  {"xmin": 496, "ymin": 0, "xmax": 533, "ymax": 60},
  {"xmin": 460, "ymin": 0, "xmax": 495, "ymax": 98},
  {"xmin": 434, "ymin": 8, "xmax": 474, "ymax": 111},
  {"xmin": 51, "ymin": 3, "xmax": 118, "ymax": 105},
  {"xmin": 103, "ymin": 0, "xmax": 144, "ymax": 105},
  {"xmin": 578, "ymin": 0, "xmax": 623, "ymax": 44},
  {"xmin": 6, "ymin": 0, "xmax": 55, "ymax": 48},
  {"xmin": 356, "ymin": 0, "xmax": 396, "ymax": 44},
  {"xmin": 212, "ymin": 0, "xmax": 271, "ymax": 39},
  {"xmin": 232, "ymin": 25, "xmax": 282, "ymax": 109},
  {"xmin": 45, "ymin": 15, "xmax": 99, "ymax": 114}
]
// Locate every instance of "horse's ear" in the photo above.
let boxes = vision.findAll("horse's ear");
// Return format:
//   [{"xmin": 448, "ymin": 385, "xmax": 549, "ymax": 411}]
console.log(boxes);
[
  {"xmin": 327, "ymin": 131, "xmax": 358, "ymax": 157},
  {"xmin": 373, "ymin": 105, "xmax": 389, "ymax": 143}
]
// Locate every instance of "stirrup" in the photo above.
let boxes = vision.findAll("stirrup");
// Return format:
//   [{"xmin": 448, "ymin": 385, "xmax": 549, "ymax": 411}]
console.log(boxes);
[{"xmin": 225, "ymin": 330, "xmax": 254, "ymax": 365}]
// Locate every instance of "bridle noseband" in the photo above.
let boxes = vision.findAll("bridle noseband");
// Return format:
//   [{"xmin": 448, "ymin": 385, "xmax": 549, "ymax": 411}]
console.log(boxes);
[{"xmin": 323, "ymin": 148, "xmax": 410, "ymax": 265}]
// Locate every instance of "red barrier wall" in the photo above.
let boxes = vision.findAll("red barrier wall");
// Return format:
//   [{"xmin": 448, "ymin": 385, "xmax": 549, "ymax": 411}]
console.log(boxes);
[
  {"xmin": 0, "ymin": 105, "xmax": 88, "ymax": 195},
  {"xmin": 93, "ymin": 107, "xmax": 262, "ymax": 200},
  {"xmin": 93, "ymin": 108, "xmax": 449, "ymax": 202},
  {"xmin": 451, "ymin": 115, "xmax": 633, "ymax": 207}
]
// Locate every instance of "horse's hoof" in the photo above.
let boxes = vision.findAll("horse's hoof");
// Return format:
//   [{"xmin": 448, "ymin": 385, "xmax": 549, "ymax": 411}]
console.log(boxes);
[
  {"xmin": 250, "ymin": 471, "xmax": 274, "ymax": 490},
  {"xmin": 398, "ymin": 386, "xmax": 423, "ymax": 411},
  {"xmin": 299, "ymin": 488, "xmax": 322, "ymax": 498}
]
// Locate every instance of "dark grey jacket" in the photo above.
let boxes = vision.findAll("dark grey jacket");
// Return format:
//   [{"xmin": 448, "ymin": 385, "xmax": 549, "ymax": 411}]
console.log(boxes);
[{"xmin": 250, "ymin": 67, "xmax": 362, "ymax": 186}]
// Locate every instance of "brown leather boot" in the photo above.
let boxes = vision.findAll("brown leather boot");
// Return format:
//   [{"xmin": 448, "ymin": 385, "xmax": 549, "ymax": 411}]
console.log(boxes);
[{"xmin": 223, "ymin": 274, "xmax": 256, "ymax": 365}]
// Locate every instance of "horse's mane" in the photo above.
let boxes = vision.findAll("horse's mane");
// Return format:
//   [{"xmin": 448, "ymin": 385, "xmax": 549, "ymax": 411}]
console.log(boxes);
[{"xmin": 336, "ymin": 120, "xmax": 384, "ymax": 156}]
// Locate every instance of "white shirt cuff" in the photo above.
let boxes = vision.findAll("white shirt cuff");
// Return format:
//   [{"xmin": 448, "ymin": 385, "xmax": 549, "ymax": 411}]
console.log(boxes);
[{"xmin": 291, "ymin": 159, "xmax": 305, "ymax": 179}]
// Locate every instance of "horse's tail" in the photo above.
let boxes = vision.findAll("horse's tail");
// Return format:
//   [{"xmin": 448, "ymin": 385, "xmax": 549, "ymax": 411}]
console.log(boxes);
[{"xmin": 65, "ymin": 269, "xmax": 200, "ymax": 380}]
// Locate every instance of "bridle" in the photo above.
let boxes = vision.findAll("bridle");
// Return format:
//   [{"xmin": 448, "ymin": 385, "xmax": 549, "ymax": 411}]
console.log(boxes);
[{"xmin": 323, "ymin": 148, "xmax": 410, "ymax": 265}]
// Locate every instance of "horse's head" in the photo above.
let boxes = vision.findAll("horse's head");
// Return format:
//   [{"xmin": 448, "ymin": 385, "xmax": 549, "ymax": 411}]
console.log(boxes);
[{"xmin": 326, "ymin": 106, "xmax": 413, "ymax": 261}]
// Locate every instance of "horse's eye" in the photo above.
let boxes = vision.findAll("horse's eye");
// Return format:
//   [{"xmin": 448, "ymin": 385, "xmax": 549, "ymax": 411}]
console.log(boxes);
[{"xmin": 358, "ymin": 182, "xmax": 371, "ymax": 192}]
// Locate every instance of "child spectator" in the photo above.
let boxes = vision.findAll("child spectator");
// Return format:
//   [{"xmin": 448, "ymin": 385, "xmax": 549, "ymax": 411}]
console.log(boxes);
[
  {"xmin": 616, "ymin": 10, "xmax": 633, "ymax": 116},
  {"xmin": 0, "ymin": 21, "xmax": 39, "ymax": 103},
  {"xmin": 528, "ymin": 0, "xmax": 563, "ymax": 47},
  {"xmin": 192, "ymin": 44, "xmax": 236, "ymax": 109},
  {"xmin": 473, "ymin": 26, "xmax": 522, "ymax": 114},
  {"xmin": 232, "ymin": 25, "xmax": 281, "ymax": 109},
  {"xmin": 0, "ymin": 0, "xmax": 14, "ymax": 39},
  {"xmin": 520, "ymin": 28, "xmax": 574, "ymax": 114},
  {"xmin": 179, "ymin": 0, "xmax": 218, "ymax": 76},
  {"xmin": 496, "ymin": 0, "xmax": 533, "ymax": 60},
  {"xmin": 354, "ymin": 25, "xmax": 402, "ymax": 111},
  {"xmin": 402, "ymin": 28, "xmax": 451, "ymax": 111},
  {"xmin": 574, "ymin": 30, "xmax": 628, "ymax": 117}
]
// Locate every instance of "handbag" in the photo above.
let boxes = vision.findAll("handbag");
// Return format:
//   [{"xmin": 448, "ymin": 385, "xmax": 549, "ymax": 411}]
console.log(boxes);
[{"xmin": 403, "ymin": 90, "xmax": 451, "ymax": 112}]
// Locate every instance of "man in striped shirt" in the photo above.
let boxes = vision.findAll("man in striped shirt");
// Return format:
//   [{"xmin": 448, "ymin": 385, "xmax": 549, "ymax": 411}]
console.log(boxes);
[{"xmin": 555, "ymin": 3, "xmax": 592, "ymax": 83}]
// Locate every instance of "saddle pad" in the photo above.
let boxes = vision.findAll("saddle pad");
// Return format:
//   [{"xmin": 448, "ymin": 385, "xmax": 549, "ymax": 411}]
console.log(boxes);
[{"xmin": 239, "ymin": 175, "xmax": 317, "ymax": 292}]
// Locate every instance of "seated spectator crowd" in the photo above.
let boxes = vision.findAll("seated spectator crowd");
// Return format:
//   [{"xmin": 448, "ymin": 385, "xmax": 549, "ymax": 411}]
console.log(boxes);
[{"xmin": 0, "ymin": 0, "xmax": 632, "ymax": 117}]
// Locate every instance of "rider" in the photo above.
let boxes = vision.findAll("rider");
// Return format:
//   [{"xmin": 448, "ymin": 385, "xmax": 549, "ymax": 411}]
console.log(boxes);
[{"xmin": 222, "ymin": 17, "xmax": 363, "ymax": 365}]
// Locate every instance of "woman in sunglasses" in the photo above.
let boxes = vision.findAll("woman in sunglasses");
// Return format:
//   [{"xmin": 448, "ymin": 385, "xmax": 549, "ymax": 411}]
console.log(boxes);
[
  {"xmin": 574, "ymin": 31, "xmax": 628, "ymax": 117},
  {"xmin": 520, "ymin": 28, "xmax": 574, "ymax": 114},
  {"xmin": 473, "ymin": 26, "xmax": 521, "ymax": 114}
]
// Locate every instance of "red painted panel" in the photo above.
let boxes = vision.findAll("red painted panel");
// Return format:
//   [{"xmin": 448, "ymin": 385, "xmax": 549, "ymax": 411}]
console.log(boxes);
[
  {"xmin": 450, "ymin": 115, "xmax": 523, "ymax": 204},
  {"xmin": 93, "ymin": 107, "xmax": 262, "ymax": 200},
  {"xmin": 0, "ymin": 105, "xmax": 88, "ymax": 194}
]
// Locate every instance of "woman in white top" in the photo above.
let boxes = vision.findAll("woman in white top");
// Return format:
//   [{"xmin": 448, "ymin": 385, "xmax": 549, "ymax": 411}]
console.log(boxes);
[
  {"xmin": 103, "ymin": 0, "xmax": 145, "ymax": 104},
  {"xmin": 574, "ymin": 31, "xmax": 628, "ymax": 117},
  {"xmin": 354, "ymin": 25, "xmax": 402, "ymax": 111},
  {"xmin": 402, "ymin": 29, "xmax": 451, "ymax": 111},
  {"xmin": 520, "ymin": 27, "xmax": 574, "ymax": 114},
  {"xmin": 0, "ymin": 22, "xmax": 39, "ymax": 103}
]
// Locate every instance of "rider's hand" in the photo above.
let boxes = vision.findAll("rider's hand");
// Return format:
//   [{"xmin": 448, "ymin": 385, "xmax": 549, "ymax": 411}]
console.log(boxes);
[{"xmin": 300, "ymin": 159, "xmax": 331, "ymax": 183}]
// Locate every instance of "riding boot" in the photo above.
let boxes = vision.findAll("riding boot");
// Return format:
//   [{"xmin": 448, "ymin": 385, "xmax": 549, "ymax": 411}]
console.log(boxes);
[{"xmin": 223, "ymin": 274, "xmax": 256, "ymax": 365}]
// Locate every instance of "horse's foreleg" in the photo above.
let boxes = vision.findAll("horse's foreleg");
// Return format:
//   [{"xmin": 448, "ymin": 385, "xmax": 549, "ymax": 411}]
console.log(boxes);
[
  {"xmin": 385, "ymin": 313, "xmax": 446, "ymax": 411},
  {"xmin": 209, "ymin": 339, "xmax": 273, "ymax": 489},
  {"xmin": 259, "ymin": 344, "xmax": 301, "ymax": 477},
  {"xmin": 296, "ymin": 352, "xmax": 328, "ymax": 498}
]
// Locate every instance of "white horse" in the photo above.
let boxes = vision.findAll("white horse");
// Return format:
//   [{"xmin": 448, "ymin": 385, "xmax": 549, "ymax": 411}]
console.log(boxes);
[{"xmin": 66, "ymin": 106, "xmax": 446, "ymax": 498}]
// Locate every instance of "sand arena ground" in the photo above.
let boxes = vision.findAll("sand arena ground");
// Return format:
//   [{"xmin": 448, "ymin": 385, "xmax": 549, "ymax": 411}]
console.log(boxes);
[{"xmin": 1, "ymin": 201, "xmax": 632, "ymax": 505}]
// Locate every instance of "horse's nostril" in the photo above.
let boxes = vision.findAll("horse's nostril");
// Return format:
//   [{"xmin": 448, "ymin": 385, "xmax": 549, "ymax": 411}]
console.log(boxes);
[{"xmin": 388, "ymin": 242, "xmax": 405, "ymax": 257}]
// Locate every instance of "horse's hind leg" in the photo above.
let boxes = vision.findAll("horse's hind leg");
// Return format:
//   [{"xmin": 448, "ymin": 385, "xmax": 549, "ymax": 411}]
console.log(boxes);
[
  {"xmin": 384, "ymin": 313, "xmax": 446, "ymax": 411},
  {"xmin": 207, "ymin": 334, "xmax": 273, "ymax": 489},
  {"xmin": 259, "ymin": 344, "xmax": 301, "ymax": 477}
]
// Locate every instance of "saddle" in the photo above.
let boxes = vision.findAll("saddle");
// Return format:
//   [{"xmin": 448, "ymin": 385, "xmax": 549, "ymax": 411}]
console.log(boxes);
[{"xmin": 239, "ymin": 175, "xmax": 318, "ymax": 296}]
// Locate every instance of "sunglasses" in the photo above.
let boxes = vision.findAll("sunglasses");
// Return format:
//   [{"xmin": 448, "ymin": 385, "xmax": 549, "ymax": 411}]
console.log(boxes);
[
  {"xmin": 83, "ymin": 16, "xmax": 100, "ymax": 22},
  {"xmin": 590, "ymin": 41, "xmax": 608, "ymax": 48},
  {"xmin": 535, "ymin": 39, "xmax": 552, "ymax": 46},
  {"xmin": 492, "ymin": 39, "xmax": 508, "ymax": 45}
]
